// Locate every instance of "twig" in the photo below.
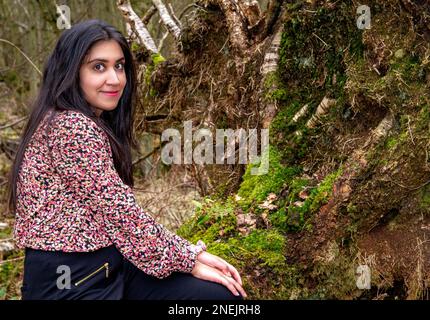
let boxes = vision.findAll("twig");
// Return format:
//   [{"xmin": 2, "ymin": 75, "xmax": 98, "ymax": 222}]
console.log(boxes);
[
  {"xmin": 0, "ymin": 256, "xmax": 24, "ymax": 266},
  {"xmin": 134, "ymin": 182, "xmax": 195, "ymax": 194},
  {"xmin": 218, "ymin": 36, "xmax": 230, "ymax": 53},
  {"xmin": 190, "ymin": 68, "xmax": 205, "ymax": 95},
  {"xmin": 179, "ymin": 3, "xmax": 206, "ymax": 20},
  {"xmin": 386, "ymin": 177, "xmax": 430, "ymax": 191},
  {"xmin": 312, "ymin": 33, "xmax": 328, "ymax": 47},
  {"xmin": 166, "ymin": 207, "xmax": 183, "ymax": 228},
  {"xmin": 157, "ymin": 31, "xmax": 170, "ymax": 52},
  {"xmin": 132, "ymin": 143, "xmax": 162, "ymax": 166},
  {"xmin": 0, "ymin": 115, "xmax": 28, "ymax": 130},
  {"xmin": 0, "ymin": 39, "xmax": 42, "ymax": 76},
  {"xmin": 407, "ymin": 115, "xmax": 415, "ymax": 145},
  {"xmin": 142, "ymin": 5, "xmax": 157, "ymax": 25},
  {"xmin": 167, "ymin": 3, "xmax": 182, "ymax": 28}
]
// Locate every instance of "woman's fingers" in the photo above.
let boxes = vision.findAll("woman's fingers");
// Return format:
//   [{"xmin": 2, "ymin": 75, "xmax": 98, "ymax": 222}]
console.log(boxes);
[
  {"xmin": 212, "ymin": 255, "xmax": 243, "ymax": 286},
  {"xmin": 213, "ymin": 267, "xmax": 247, "ymax": 298},
  {"xmin": 195, "ymin": 263, "xmax": 240, "ymax": 296},
  {"xmin": 219, "ymin": 274, "xmax": 241, "ymax": 297},
  {"xmin": 197, "ymin": 252, "xmax": 243, "ymax": 286},
  {"xmin": 219, "ymin": 261, "xmax": 242, "ymax": 286},
  {"xmin": 224, "ymin": 274, "xmax": 247, "ymax": 298},
  {"xmin": 191, "ymin": 261, "xmax": 247, "ymax": 298},
  {"xmin": 226, "ymin": 263, "xmax": 242, "ymax": 286},
  {"xmin": 217, "ymin": 259, "xmax": 242, "ymax": 286}
]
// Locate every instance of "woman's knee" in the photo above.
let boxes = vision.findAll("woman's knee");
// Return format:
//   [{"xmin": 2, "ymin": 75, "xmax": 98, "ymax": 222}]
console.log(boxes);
[
  {"xmin": 196, "ymin": 278, "xmax": 244, "ymax": 300},
  {"xmin": 125, "ymin": 270, "xmax": 243, "ymax": 300}
]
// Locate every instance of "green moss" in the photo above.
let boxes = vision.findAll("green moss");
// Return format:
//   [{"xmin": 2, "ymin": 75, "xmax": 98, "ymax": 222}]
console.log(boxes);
[
  {"xmin": 270, "ymin": 101, "xmax": 302, "ymax": 131},
  {"xmin": 237, "ymin": 146, "xmax": 301, "ymax": 207},
  {"xmin": 416, "ymin": 104, "xmax": 430, "ymax": 131},
  {"xmin": 0, "ymin": 254, "xmax": 24, "ymax": 300},
  {"xmin": 233, "ymin": 229, "xmax": 285, "ymax": 268},
  {"xmin": 0, "ymin": 231, "xmax": 23, "ymax": 300},
  {"xmin": 385, "ymin": 137, "xmax": 398, "ymax": 150},
  {"xmin": 212, "ymin": 229, "xmax": 299, "ymax": 299},
  {"xmin": 178, "ymin": 198, "xmax": 286, "ymax": 268},
  {"xmin": 279, "ymin": 2, "xmax": 362, "ymax": 100},
  {"xmin": 419, "ymin": 184, "xmax": 430, "ymax": 211},
  {"xmin": 130, "ymin": 41, "xmax": 140, "ymax": 52},
  {"xmin": 284, "ymin": 167, "xmax": 343, "ymax": 231},
  {"xmin": 269, "ymin": 207, "xmax": 288, "ymax": 230},
  {"xmin": 268, "ymin": 86, "xmax": 289, "ymax": 102},
  {"xmin": 389, "ymin": 53, "xmax": 426, "ymax": 84},
  {"xmin": 177, "ymin": 197, "xmax": 237, "ymax": 243},
  {"xmin": 385, "ymin": 131, "xmax": 408, "ymax": 150},
  {"xmin": 306, "ymin": 242, "xmax": 359, "ymax": 299},
  {"xmin": 288, "ymin": 177, "xmax": 311, "ymax": 202},
  {"xmin": 151, "ymin": 53, "xmax": 166, "ymax": 65},
  {"xmin": 143, "ymin": 53, "xmax": 167, "ymax": 97},
  {"xmin": 269, "ymin": 3, "xmax": 363, "ymax": 171},
  {"xmin": 180, "ymin": 206, "xmax": 298, "ymax": 298},
  {"xmin": 263, "ymin": 72, "xmax": 279, "ymax": 92},
  {"xmin": 177, "ymin": 192, "xmax": 300, "ymax": 299},
  {"xmin": 268, "ymin": 100, "xmax": 316, "ymax": 167},
  {"xmin": 0, "ymin": 223, "xmax": 12, "ymax": 240},
  {"xmin": 0, "ymin": 70, "xmax": 19, "ymax": 87},
  {"xmin": 311, "ymin": 168, "xmax": 343, "ymax": 211}
]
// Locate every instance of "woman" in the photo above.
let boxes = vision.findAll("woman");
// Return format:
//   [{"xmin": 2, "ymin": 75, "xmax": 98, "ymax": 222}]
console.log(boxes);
[{"xmin": 7, "ymin": 19, "xmax": 246, "ymax": 300}]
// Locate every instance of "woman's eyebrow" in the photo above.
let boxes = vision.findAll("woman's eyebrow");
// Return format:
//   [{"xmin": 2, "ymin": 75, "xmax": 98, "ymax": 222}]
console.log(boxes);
[{"xmin": 86, "ymin": 57, "xmax": 125, "ymax": 64}]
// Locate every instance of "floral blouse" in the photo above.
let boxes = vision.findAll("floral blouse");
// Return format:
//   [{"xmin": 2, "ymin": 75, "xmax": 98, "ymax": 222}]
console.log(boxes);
[{"xmin": 13, "ymin": 110, "xmax": 197, "ymax": 278}]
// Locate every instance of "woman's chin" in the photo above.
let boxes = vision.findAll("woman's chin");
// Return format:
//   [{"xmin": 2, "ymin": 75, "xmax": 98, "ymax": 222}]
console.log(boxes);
[{"xmin": 92, "ymin": 105, "xmax": 118, "ymax": 115}]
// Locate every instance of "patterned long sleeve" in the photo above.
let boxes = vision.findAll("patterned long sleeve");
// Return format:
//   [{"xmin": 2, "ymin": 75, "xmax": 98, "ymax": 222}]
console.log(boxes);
[{"xmin": 47, "ymin": 111, "xmax": 197, "ymax": 278}]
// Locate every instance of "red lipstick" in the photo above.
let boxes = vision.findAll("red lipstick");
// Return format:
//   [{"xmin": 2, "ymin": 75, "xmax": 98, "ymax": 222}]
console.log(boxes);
[{"xmin": 101, "ymin": 91, "xmax": 119, "ymax": 97}]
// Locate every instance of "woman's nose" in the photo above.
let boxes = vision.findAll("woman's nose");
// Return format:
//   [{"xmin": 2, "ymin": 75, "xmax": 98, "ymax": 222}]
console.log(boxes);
[{"xmin": 106, "ymin": 68, "xmax": 120, "ymax": 85}]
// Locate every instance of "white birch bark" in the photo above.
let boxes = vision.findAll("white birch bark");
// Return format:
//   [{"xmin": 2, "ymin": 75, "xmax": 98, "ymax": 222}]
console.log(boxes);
[
  {"xmin": 117, "ymin": 0, "xmax": 159, "ymax": 54},
  {"xmin": 152, "ymin": 0, "xmax": 182, "ymax": 40}
]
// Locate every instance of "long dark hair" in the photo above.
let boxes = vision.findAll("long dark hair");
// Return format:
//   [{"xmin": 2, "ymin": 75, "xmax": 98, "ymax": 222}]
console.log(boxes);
[{"xmin": 6, "ymin": 19, "xmax": 138, "ymax": 215}]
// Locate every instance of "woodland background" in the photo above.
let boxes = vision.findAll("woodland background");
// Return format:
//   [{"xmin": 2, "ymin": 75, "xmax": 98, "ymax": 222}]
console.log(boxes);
[{"xmin": 0, "ymin": 0, "xmax": 429, "ymax": 300}]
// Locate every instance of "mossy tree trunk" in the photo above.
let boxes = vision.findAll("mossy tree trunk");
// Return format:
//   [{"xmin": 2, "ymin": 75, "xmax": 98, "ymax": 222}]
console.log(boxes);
[{"xmin": 128, "ymin": 0, "xmax": 430, "ymax": 299}]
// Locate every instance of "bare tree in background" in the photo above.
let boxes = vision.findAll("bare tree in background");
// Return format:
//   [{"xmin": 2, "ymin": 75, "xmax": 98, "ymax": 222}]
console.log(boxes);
[{"xmin": 115, "ymin": 0, "xmax": 285, "ymax": 200}]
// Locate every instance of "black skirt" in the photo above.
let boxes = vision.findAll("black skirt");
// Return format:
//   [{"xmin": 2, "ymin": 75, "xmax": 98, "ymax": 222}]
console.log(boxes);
[
  {"xmin": 21, "ymin": 245, "xmax": 125, "ymax": 300},
  {"xmin": 21, "ymin": 245, "xmax": 243, "ymax": 300}
]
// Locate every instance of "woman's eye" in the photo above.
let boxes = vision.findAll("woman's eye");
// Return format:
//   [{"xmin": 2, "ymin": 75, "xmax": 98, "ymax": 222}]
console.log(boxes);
[
  {"xmin": 94, "ymin": 63, "xmax": 105, "ymax": 72},
  {"xmin": 92, "ymin": 62, "xmax": 124, "ymax": 72}
]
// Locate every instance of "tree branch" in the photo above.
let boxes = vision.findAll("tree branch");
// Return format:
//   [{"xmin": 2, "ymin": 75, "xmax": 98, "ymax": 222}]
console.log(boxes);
[
  {"xmin": 142, "ymin": 4, "xmax": 157, "ymax": 25},
  {"xmin": 211, "ymin": 0, "xmax": 250, "ymax": 54},
  {"xmin": 260, "ymin": 26, "xmax": 283, "ymax": 128},
  {"xmin": 117, "ymin": 0, "xmax": 159, "ymax": 54},
  {"xmin": 261, "ymin": 26, "xmax": 283, "ymax": 75},
  {"xmin": 168, "ymin": 3, "xmax": 182, "ymax": 28},
  {"xmin": 261, "ymin": 0, "xmax": 284, "ymax": 40},
  {"xmin": 132, "ymin": 142, "xmax": 162, "ymax": 166},
  {"xmin": 152, "ymin": 0, "xmax": 182, "ymax": 41}
]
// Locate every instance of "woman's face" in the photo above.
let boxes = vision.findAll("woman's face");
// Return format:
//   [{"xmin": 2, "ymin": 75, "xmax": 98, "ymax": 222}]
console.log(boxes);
[{"xmin": 79, "ymin": 40, "xmax": 127, "ymax": 117}]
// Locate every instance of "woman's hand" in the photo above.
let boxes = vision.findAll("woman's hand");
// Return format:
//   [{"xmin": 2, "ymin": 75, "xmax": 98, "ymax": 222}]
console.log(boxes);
[
  {"xmin": 191, "ymin": 259, "xmax": 247, "ymax": 298},
  {"xmin": 196, "ymin": 251, "xmax": 243, "ymax": 286}
]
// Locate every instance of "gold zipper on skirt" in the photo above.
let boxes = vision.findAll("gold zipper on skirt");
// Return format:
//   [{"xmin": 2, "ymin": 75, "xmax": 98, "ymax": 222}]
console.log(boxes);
[{"xmin": 74, "ymin": 262, "xmax": 109, "ymax": 286}]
